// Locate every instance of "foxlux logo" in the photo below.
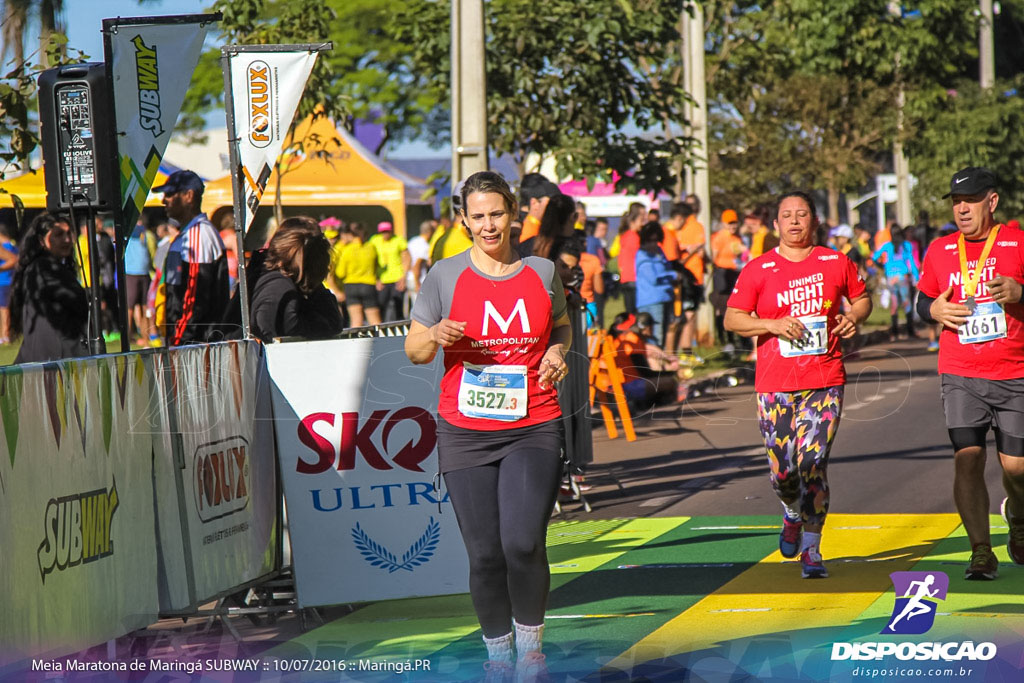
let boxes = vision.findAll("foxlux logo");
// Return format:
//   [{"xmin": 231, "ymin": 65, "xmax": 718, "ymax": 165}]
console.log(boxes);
[
  {"xmin": 884, "ymin": 571, "xmax": 948, "ymax": 635},
  {"xmin": 194, "ymin": 436, "xmax": 250, "ymax": 522},
  {"xmin": 37, "ymin": 479, "xmax": 119, "ymax": 583},
  {"xmin": 247, "ymin": 60, "xmax": 273, "ymax": 148}
]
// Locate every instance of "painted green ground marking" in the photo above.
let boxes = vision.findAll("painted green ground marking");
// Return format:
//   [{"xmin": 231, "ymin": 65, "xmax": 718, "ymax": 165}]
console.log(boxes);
[
  {"xmin": 539, "ymin": 516, "xmax": 782, "ymax": 681},
  {"xmin": 407, "ymin": 517, "xmax": 696, "ymax": 681},
  {"xmin": 263, "ymin": 517, "xmax": 679, "ymax": 679},
  {"xmin": 263, "ymin": 515, "xmax": 1024, "ymax": 682}
]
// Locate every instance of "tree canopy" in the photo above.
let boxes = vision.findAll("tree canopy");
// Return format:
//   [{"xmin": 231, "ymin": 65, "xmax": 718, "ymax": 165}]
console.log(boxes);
[{"xmin": 7, "ymin": 0, "xmax": 1024, "ymax": 225}]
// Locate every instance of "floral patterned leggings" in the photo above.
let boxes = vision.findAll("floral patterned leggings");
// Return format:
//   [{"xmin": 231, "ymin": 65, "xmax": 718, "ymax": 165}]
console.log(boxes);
[{"xmin": 756, "ymin": 386, "xmax": 844, "ymax": 527}]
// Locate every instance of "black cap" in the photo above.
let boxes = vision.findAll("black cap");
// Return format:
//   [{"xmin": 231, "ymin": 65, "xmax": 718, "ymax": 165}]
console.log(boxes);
[
  {"xmin": 153, "ymin": 170, "xmax": 205, "ymax": 195},
  {"xmin": 519, "ymin": 172, "xmax": 560, "ymax": 203},
  {"xmin": 942, "ymin": 166, "xmax": 997, "ymax": 198}
]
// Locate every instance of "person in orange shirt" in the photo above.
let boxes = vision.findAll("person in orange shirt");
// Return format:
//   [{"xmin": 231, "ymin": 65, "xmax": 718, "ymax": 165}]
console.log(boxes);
[
  {"xmin": 711, "ymin": 209, "xmax": 747, "ymax": 351},
  {"xmin": 518, "ymin": 173, "xmax": 560, "ymax": 242},
  {"xmin": 874, "ymin": 220, "xmax": 894, "ymax": 251},
  {"xmin": 603, "ymin": 312, "xmax": 677, "ymax": 408},
  {"xmin": 659, "ymin": 216, "xmax": 681, "ymax": 262},
  {"xmin": 670, "ymin": 202, "xmax": 707, "ymax": 354},
  {"xmin": 615, "ymin": 203, "xmax": 647, "ymax": 314}
]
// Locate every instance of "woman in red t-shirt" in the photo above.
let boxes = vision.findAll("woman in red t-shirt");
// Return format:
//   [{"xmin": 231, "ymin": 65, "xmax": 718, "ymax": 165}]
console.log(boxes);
[
  {"xmin": 405, "ymin": 171, "xmax": 571, "ymax": 679},
  {"xmin": 724, "ymin": 191, "xmax": 871, "ymax": 579}
]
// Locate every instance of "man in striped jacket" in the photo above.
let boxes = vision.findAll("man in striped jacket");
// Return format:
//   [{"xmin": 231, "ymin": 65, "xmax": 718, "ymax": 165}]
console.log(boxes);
[{"xmin": 155, "ymin": 170, "xmax": 230, "ymax": 346}]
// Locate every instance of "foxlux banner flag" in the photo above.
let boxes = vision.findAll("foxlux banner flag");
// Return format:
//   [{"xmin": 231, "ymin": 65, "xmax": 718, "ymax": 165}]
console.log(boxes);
[
  {"xmin": 226, "ymin": 48, "xmax": 319, "ymax": 233},
  {"xmin": 104, "ymin": 15, "xmax": 215, "ymax": 228}
]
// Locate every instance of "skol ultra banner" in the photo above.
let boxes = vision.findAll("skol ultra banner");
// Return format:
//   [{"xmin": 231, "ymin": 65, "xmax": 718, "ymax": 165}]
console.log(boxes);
[
  {"xmin": 105, "ymin": 15, "xmax": 215, "ymax": 228},
  {"xmin": 266, "ymin": 337, "xmax": 470, "ymax": 607},
  {"xmin": 225, "ymin": 47, "xmax": 320, "ymax": 233}
]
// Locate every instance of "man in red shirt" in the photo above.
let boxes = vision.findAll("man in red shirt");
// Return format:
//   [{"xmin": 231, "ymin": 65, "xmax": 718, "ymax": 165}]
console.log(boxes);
[{"xmin": 917, "ymin": 166, "xmax": 1024, "ymax": 580}]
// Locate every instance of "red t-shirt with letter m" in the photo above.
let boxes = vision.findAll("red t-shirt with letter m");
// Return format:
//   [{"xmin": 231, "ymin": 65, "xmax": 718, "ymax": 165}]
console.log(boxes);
[{"xmin": 411, "ymin": 251, "xmax": 568, "ymax": 430}]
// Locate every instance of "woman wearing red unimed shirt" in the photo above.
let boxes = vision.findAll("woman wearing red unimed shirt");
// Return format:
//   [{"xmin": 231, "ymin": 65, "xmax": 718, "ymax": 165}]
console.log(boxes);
[
  {"xmin": 724, "ymin": 191, "xmax": 871, "ymax": 579},
  {"xmin": 405, "ymin": 171, "xmax": 570, "ymax": 681}
]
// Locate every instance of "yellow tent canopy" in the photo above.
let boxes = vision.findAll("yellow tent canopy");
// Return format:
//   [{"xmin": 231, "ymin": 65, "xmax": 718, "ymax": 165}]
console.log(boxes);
[
  {"xmin": 0, "ymin": 165, "xmax": 176, "ymax": 210},
  {"xmin": 201, "ymin": 114, "xmax": 432, "ymax": 238}
]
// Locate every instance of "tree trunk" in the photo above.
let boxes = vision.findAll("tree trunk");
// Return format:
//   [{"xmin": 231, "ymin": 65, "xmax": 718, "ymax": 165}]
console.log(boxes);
[
  {"xmin": 373, "ymin": 127, "xmax": 391, "ymax": 157},
  {"xmin": 274, "ymin": 164, "xmax": 284, "ymax": 229},
  {"xmin": 827, "ymin": 184, "xmax": 840, "ymax": 227}
]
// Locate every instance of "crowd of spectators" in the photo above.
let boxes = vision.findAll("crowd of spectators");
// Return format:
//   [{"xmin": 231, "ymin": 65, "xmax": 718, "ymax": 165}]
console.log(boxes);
[{"xmin": 1, "ymin": 167, "xmax": 981, "ymax": 375}]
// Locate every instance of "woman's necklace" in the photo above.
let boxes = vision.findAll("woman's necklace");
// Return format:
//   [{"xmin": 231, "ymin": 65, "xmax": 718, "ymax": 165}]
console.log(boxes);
[{"xmin": 472, "ymin": 247, "xmax": 518, "ymax": 281}]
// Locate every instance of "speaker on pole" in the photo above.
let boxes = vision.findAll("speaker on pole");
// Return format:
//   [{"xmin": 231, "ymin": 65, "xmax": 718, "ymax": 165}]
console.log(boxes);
[{"xmin": 38, "ymin": 63, "xmax": 119, "ymax": 212}]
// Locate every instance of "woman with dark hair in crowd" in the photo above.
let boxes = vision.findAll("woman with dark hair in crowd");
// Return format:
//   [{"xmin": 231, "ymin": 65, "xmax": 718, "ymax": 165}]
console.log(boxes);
[
  {"xmin": 10, "ymin": 212, "xmax": 89, "ymax": 363},
  {"xmin": 725, "ymin": 190, "xmax": 871, "ymax": 579},
  {"xmin": 519, "ymin": 192, "xmax": 576, "ymax": 260},
  {"xmin": 249, "ymin": 216, "xmax": 344, "ymax": 343}
]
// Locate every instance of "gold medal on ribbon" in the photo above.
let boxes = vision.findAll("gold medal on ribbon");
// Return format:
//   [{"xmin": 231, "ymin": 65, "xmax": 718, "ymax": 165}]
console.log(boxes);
[{"xmin": 958, "ymin": 225, "xmax": 1001, "ymax": 314}]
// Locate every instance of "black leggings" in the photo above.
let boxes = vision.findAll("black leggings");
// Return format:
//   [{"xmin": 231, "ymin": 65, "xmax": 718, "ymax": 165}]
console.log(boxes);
[{"xmin": 443, "ymin": 448, "xmax": 563, "ymax": 637}]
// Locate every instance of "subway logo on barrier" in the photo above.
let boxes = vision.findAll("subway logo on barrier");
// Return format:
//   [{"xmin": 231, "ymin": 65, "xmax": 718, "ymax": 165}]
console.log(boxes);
[
  {"xmin": 37, "ymin": 479, "xmax": 120, "ymax": 584},
  {"xmin": 194, "ymin": 436, "xmax": 250, "ymax": 522},
  {"xmin": 132, "ymin": 34, "xmax": 163, "ymax": 137},
  {"xmin": 247, "ymin": 60, "xmax": 272, "ymax": 148}
]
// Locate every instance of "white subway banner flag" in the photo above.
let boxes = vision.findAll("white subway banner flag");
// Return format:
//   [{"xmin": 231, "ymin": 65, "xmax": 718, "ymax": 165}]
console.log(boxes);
[
  {"xmin": 228, "ymin": 49, "xmax": 319, "ymax": 233},
  {"xmin": 106, "ymin": 17, "xmax": 212, "ymax": 228}
]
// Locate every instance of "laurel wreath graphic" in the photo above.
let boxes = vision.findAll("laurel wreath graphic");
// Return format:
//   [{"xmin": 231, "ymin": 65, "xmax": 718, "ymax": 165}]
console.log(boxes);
[{"xmin": 352, "ymin": 516, "xmax": 441, "ymax": 573}]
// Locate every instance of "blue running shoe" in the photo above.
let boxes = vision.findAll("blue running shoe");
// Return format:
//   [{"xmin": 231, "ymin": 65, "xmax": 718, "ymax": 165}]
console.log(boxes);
[
  {"xmin": 779, "ymin": 517, "xmax": 802, "ymax": 558},
  {"xmin": 801, "ymin": 546, "xmax": 828, "ymax": 578}
]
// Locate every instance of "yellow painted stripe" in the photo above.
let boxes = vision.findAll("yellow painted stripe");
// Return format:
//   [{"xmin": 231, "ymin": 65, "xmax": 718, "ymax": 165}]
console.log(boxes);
[
  {"xmin": 271, "ymin": 517, "xmax": 688, "ymax": 661},
  {"xmin": 550, "ymin": 516, "xmax": 689, "ymax": 576},
  {"xmin": 609, "ymin": 513, "xmax": 962, "ymax": 668}
]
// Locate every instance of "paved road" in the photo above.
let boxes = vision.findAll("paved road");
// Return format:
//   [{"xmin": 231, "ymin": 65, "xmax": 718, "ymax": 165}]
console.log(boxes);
[{"xmin": 571, "ymin": 338, "xmax": 1008, "ymax": 520}]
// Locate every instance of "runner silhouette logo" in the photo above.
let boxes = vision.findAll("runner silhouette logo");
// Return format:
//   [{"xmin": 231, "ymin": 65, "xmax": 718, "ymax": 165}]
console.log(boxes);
[{"xmin": 882, "ymin": 571, "xmax": 949, "ymax": 635}]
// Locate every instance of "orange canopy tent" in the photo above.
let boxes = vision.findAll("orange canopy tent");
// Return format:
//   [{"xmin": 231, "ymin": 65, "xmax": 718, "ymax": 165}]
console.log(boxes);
[
  {"xmin": 0, "ymin": 165, "xmax": 177, "ymax": 210},
  {"xmin": 201, "ymin": 114, "xmax": 432, "ymax": 238}
]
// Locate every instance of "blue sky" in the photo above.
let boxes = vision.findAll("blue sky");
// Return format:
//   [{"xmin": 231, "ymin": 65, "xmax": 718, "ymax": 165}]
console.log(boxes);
[{"xmin": 66, "ymin": 1, "xmax": 213, "ymax": 60}]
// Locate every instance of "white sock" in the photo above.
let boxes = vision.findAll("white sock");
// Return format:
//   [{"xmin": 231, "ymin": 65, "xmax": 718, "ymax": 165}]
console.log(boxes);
[
  {"xmin": 514, "ymin": 620, "xmax": 544, "ymax": 657},
  {"xmin": 483, "ymin": 632, "xmax": 513, "ymax": 665},
  {"xmin": 781, "ymin": 500, "xmax": 801, "ymax": 521},
  {"xmin": 801, "ymin": 531, "xmax": 822, "ymax": 554}
]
